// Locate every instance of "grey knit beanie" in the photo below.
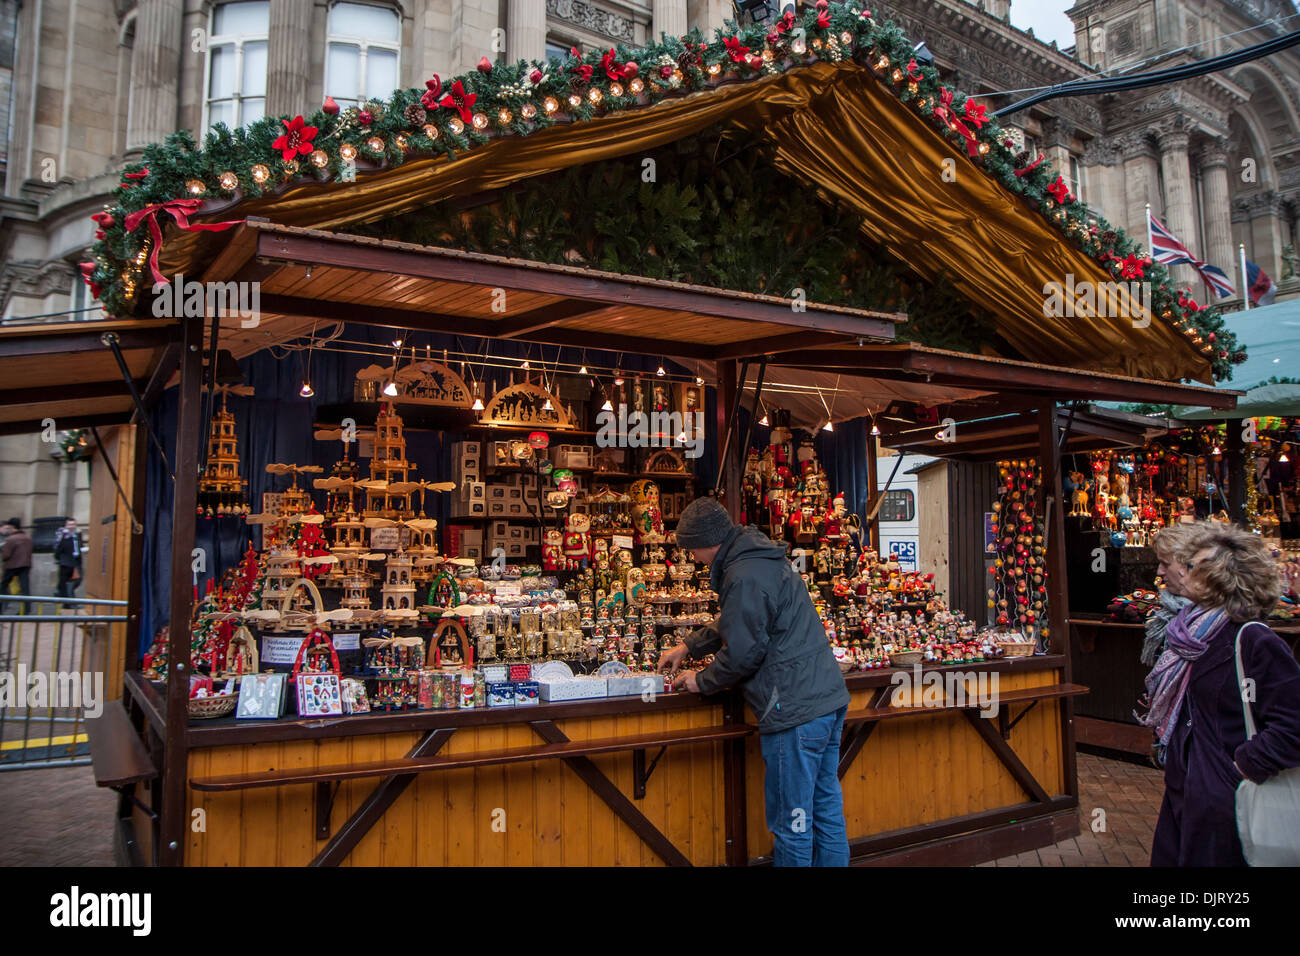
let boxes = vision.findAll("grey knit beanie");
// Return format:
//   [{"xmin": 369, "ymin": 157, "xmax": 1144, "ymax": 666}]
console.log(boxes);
[{"xmin": 675, "ymin": 497, "xmax": 733, "ymax": 550}]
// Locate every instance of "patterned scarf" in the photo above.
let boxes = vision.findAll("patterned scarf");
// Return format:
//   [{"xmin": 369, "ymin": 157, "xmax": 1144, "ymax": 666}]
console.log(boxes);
[
  {"xmin": 1140, "ymin": 589, "xmax": 1193, "ymax": 667},
  {"xmin": 1137, "ymin": 604, "xmax": 1227, "ymax": 763}
]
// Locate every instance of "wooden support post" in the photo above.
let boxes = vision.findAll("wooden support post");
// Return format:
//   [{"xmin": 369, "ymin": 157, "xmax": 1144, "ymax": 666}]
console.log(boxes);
[
  {"xmin": 716, "ymin": 360, "xmax": 741, "ymax": 521},
  {"xmin": 160, "ymin": 316, "xmax": 203, "ymax": 867},
  {"xmin": 1037, "ymin": 402, "xmax": 1077, "ymax": 799},
  {"xmin": 722, "ymin": 692, "xmax": 748, "ymax": 866},
  {"xmin": 1225, "ymin": 418, "xmax": 1245, "ymax": 523},
  {"xmin": 866, "ymin": 427, "xmax": 880, "ymax": 552},
  {"xmin": 123, "ymin": 424, "xmax": 148, "ymax": 675}
]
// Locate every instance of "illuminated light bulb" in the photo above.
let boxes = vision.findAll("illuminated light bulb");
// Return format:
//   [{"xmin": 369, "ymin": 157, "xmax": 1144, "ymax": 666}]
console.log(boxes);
[
  {"xmin": 1280, "ymin": 453, "xmax": 1290, "ymax": 463},
  {"xmin": 300, "ymin": 382, "xmax": 315, "ymax": 397},
  {"xmin": 656, "ymin": 365, "xmax": 666, "ymax": 376},
  {"xmin": 696, "ymin": 376, "xmax": 704, "ymax": 385},
  {"xmin": 708, "ymin": 63, "xmax": 722, "ymax": 76},
  {"xmin": 310, "ymin": 149, "xmax": 329, "ymax": 167},
  {"xmin": 1212, "ymin": 445, "xmax": 1221, "ymax": 456},
  {"xmin": 392, "ymin": 337, "xmax": 403, "ymax": 348},
  {"xmin": 498, "ymin": 108, "xmax": 513, "ymax": 124},
  {"xmin": 587, "ymin": 87, "xmax": 603, "ymax": 104},
  {"xmin": 629, "ymin": 78, "xmax": 644, "ymax": 93},
  {"xmin": 601, "ymin": 399, "xmax": 613, "ymax": 412},
  {"xmin": 521, "ymin": 359, "xmax": 531, "ymax": 370},
  {"xmin": 874, "ymin": 55, "xmax": 889, "ymax": 71},
  {"xmin": 891, "ymin": 68, "xmax": 903, "ymax": 82},
  {"xmin": 579, "ymin": 365, "xmax": 588, "ymax": 375},
  {"xmin": 395, "ymin": 133, "xmax": 408, "ymax": 149},
  {"xmin": 543, "ymin": 97, "xmax": 559, "ymax": 113},
  {"xmin": 568, "ymin": 94, "xmax": 582, "ymax": 108},
  {"xmin": 383, "ymin": 381, "xmax": 399, "ymax": 397},
  {"xmin": 762, "ymin": 48, "xmax": 774, "ymax": 62},
  {"xmin": 840, "ymin": 31, "xmax": 853, "ymax": 45},
  {"xmin": 471, "ymin": 397, "xmax": 485, "ymax": 411},
  {"xmin": 471, "ymin": 113, "xmax": 489, "ymax": 130},
  {"xmin": 218, "ymin": 171, "xmax": 239, "ymax": 190},
  {"xmin": 366, "ymin": 135, "xmax": 385, "ymax": 152},
  {"xmin": 251, "ymin": 164, "xmax": 270, "ymax": 183},
  {"xmin": 186, "ymin": 179, "xmax": 206, "ymax": 196},
  {"xmin": 543, "ymin": 398, "xmax": 554, "ymax": 410},
  {"xmin": 871, "ymin": 423, "xmax": 880, "ymax": 436},
  {"xmin": 759, "ymin": 414, "xmax": 769, "ymax": 426},
  {"xmin": 448, "ymin": 117, "xmax": 465, "ymax": 134},
  {"xmin": 610, "ymin": 83, "xmax": 623, "ymax": 96},
  {"xmin": 423, "ymin": 124, "xmax": 439, "ymax": 140},
  {"xmin": 812, "ymin": 38, "xmax": 823, "ymax": 50},
  {"xmin": 614, "ymin": 372, "xmax": 624, "ymax": 385},
  {"xmin": 791, "ymin": 38, "xmax": 806, "ymax": 54},
  {"xmin": 676, "ymin": 431, "xmax": 688, "ymax": 442},
  {"xmin": 521, "ymin": 103, "xmax": 536, "ymax": 118},
  {"xmin": 824, "ymin": 421, "xmax": 834, "ymax": 432},
  {"xmin": 978, "ymin": 141, "xmax": 990, "ymax": 155}
]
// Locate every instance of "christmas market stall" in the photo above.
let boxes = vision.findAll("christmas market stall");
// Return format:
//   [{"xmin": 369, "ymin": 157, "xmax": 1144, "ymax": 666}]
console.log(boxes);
[{"xmin": 17, "ymin": 2, "xmax": 1248, "ymax": 866}]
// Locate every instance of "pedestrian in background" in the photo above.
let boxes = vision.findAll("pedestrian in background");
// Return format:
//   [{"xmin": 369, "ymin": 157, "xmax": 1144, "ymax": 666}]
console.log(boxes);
[
  {"xmin": 659, "ymin": 497, "xmax": 851, "ymax": 866},
  {"xmin": 1144, "ymin": 522, "xmax": 1300, "ymax": 866},
  {"xmin": 1, "ymin": 517, "xmax": 33, "ymax": 614},
  {"xmin": 54, "ymin": 517, "xmax": 83, "ymax": 606}
]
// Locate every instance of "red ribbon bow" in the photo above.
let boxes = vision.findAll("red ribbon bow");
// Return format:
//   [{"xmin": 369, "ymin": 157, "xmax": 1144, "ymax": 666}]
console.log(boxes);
[
  {"xmin": 122, "ymin": 199, "xmax": 244, "ymax": 286},
  {"xmin": 1014, "ymin": 153, "xmax": 1045, "ymax": 177},
  {"xmin": 934, "ymin": 88, "xmax": 979, "ymax": 157},
  {"xmin": 1047, "ymin": 175, "xmax": 1073, "ymax": 204},
  {"xmin": 906, "ymin": 58, "xmax": 922, "ymax": 81}
]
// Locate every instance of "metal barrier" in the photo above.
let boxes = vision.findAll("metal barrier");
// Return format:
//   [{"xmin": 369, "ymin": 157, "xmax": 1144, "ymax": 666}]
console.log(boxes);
[{"xmin": 0, "ymin": 595, "xmax": 128, "ymax": 770}]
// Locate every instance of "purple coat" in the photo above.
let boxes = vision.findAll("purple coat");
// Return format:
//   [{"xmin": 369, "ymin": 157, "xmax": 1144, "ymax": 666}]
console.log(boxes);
[{"xmin": 1151, "ymin": 617, "xmax": 1300, "ymax": 866}]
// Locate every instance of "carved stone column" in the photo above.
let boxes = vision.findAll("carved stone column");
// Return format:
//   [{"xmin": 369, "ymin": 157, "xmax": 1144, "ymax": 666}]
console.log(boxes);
[
  {"xmin": 1198, "ymin": 137, "xmax": 1234, "ymax": 281},
  {"xmin": 267, "ymin": 0, "xmax": 313, "ymax": 117},
  {"xmin": 508, "ymin": 0, "xmax": 545, "ymax": 64},
  {"xmin": 1157, "ymin": 122, "xmax": 1197, "ymax": 288},
  {"xmin": 652, "ymin": 0, "xmax": 687, "ymax": 41},
  {"xmin": 127, "ymin": 0, "xmax": 183, "ymax": 150},
  {"xmin": 1119, "ymin": 131, "xmax": 1159, "ymax": 251}
]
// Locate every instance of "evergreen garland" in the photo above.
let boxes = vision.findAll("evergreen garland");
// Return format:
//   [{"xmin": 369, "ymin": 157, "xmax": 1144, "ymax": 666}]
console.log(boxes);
[{"xmin": 78, "ymin": 0, "xmax": 1243, "ymax": 379}]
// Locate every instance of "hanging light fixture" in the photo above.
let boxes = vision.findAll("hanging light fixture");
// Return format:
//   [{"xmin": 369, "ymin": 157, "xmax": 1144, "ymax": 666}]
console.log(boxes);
[
  {"xmin": 579, "ymin": 365, "xmax": 588, "ymax": 375},
  {"xmin": 656, "ymin": 363, "xmax": 666, "ymax": 377},
  {"xmin": 392, "ymin": 337, "xmax": 403, "ymax": 349},
  {"xmin": 1212, "ymin": 445, "xmax": 1221, "ymax": 455},
  {"xmin": 300, "ymin": 382, "xmax": 315, "ymax": 398},
  {"xmin": 543, "ymin": 397, "xmax": 554, "ymax": 410},
  {"xmin": 601, "ymin": 398, "xmax": 613, "ymax": 412},
  {"xmin": 614, "ymin": 370, "xmax": 624, "ymax": 386},
  {"xmin": 522, "ymin": 359, "xmax": 531, "ymax": 370},
  {"xmin": 383, "ymin": 381, "xmax": 399, "ymax": 397},
  {"xmin": 870, "ymin": 420, "xmax": 881, "ymax": 436},
  {"xmin": 823, "ymin": 420, "xmax": 834, "ymax": 432}
]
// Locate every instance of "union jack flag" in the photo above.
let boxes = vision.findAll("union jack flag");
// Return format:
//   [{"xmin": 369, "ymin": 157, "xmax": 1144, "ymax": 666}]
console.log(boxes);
[{"xmin": 1147, "ymin": 212, "xmax": 1235, "ymax": 299}]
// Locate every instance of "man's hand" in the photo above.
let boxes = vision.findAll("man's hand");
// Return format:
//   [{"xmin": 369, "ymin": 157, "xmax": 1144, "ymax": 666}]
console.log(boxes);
[
  {"xmin": 658, "ymin": 643, "xmax": 690, "ymax": 676},
  {"xmin": 672, "ymin": 669, "xmax": 700, "ymax": 694}
]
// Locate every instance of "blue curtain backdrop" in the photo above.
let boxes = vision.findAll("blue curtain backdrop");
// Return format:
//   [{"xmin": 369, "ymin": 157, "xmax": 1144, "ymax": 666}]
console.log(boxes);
[{"xmin": 138, "ymin": 324, "xmax": 730, "ymax": 651}]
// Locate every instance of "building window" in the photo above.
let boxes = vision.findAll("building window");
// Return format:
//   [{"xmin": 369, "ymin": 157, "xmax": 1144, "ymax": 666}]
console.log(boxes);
[
  {"xmin": 325, "ymin": 2, "xmax": 400, "ymax": 110},
  {"xmin": 1069, "ymin": 155, "xmax": 1085, "ymax": 202},
  {"xmin": 69, "ymin": 273, "xmax": 106, "ymax": 321},
  {"xmin": 204, "ymin": 1, "xmax": 269, "ymax": 132},
  {"xmin": 878, "ymin": 490, "xmax": 915, "ymax": 522},
  {"xmin": 545, "ymin": 40, "xmax": 573, "ymax": 63}
]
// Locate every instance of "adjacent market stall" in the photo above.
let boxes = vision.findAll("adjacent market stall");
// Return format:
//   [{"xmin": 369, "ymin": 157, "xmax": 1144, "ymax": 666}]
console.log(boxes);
[{"xmin": 6, "ymin": 3, "xmax": 1244, "ymax": 865}]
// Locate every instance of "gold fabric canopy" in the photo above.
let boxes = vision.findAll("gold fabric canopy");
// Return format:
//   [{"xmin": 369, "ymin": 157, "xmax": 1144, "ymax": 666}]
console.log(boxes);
[{"xmin": 163, "ymin": 60, "xmax": 1210, "ymax": 383}]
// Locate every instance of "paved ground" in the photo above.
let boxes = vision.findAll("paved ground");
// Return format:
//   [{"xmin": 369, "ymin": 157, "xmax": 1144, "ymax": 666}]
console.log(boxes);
[
  {"xmin": 0, "ymin": 749, "xmax": 1163, "ymax": 867},
  {"xmin": 978, "ymin": 751, "xmax": 1165, "ymax": 867},
  {"xmin": 0, "ymin": 763, "xmax": 118, "ymax": 867}
]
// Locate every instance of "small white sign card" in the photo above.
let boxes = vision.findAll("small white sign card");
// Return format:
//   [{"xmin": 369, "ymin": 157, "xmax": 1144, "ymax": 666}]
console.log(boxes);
[
  {"xmin": 371, "ymin": 527, "xmax": 401, "ymax": 551},
  {"xmin": 236, "ymin": 673, "xmax": 286, "ymax": 719},
  {"xmin": 332, "ymin": 631, "xmax": 361, "ymax": 651},
  {"xmin": 261, "ymin": 636, "xmax": 306, "ymax": 665},
  {"xmin": 612, "ymin": 534, "xmax": 634, "ymax": 551}
]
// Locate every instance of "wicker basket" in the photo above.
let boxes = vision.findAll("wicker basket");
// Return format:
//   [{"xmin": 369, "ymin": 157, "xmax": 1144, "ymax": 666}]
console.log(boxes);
[
  {"xmin": 998, "ymin": 640, "xmax": 1038, "ymax": 659},
  {"xmin": 889, "ymin": 649, "xmax": 924, "ymax": 667},
  {"xmin": 188, "ymin": 692, "xmax": 239, "ymax": 719}
]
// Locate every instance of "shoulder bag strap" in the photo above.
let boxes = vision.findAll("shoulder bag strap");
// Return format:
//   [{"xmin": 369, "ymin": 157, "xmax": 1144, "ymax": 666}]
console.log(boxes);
[{"xmin": 1233, "ymin": 622, "xmax": 1260, "ymax": 741}]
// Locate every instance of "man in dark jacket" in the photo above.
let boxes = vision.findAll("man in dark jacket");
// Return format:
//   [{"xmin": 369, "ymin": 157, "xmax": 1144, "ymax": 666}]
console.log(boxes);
[
  {"xmin": 659, "ymin": 497, "xmax": 851, "ymax": 866},
  {"xmin": 54, "ymin": 517, "xmax": 84, "ymax": 605},
  {"xmin": 1, "ymin": 517, "xmax": 34, "ymax": 614}
]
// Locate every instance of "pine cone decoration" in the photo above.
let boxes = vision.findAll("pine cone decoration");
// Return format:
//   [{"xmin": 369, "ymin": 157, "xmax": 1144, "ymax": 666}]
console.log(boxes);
[
  {"xmin": 1101, "ymin": 229, "xmax": 1118, "ymax": 247},
  {"xmin": 677, "ymin": 49, "xmax": 702, "ymax": 71},
  {"xmin": 1013, "ymin": 150, "xmax": 1030, "ymax": 168},
  {"xmin": 404, "ymin": 104, "xmax": 427, "ymax": 127},
  {"xmin": 570, "ymin": 76, "xmax": 587, "ymax": 94}
]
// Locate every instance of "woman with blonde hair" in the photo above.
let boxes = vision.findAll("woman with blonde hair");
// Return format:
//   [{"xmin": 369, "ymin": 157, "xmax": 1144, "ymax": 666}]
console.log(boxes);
[
  {"xmin": 1143, "ymin": 522, "xmax": 1300, "ymax": 866},
  {"xmin": 1142, "ymin": 523, "xmax": 1214, "ymax": 666}
]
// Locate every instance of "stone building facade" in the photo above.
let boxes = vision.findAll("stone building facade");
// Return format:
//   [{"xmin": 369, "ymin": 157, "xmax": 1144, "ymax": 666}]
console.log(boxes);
[{"xmin": 0, "ymin": 0, "xmax": 1297, "ymax": 322}]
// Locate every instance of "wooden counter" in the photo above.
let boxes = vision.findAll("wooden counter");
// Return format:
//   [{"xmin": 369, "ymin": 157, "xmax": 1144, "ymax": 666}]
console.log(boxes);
[{"xmin": 119, "ymin": 656, "xmax": 1080, "ymax": 866}]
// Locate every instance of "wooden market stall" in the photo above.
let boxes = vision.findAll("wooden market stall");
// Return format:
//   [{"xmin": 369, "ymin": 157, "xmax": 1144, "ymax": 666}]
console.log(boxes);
[{"xmin": 7, "ymin": 2, "xmax": 1248, "ymax": 866}]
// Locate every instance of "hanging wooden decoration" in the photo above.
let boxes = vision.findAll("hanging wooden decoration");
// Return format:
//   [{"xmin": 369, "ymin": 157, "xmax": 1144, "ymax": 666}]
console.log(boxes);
[
  {"xmin": 478, "ymin": 381, "xmax": 574, "ymax": 429},
  {"xmin": 354, "ymin": 361, "xmax": 474, "ymax": 407},
  {"xmin": 643, "ymin": 448, "xmax": 687, "ymax": 475}
]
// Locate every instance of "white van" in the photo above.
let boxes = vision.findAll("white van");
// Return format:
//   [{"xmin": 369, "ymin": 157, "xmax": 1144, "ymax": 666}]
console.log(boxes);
[{"xmin": 874, "ymin": 453, "xmax": 933, "ymax": 572}]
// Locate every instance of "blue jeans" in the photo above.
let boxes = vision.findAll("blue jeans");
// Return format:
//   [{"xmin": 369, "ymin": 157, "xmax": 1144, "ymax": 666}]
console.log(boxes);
[{"xmin": 759, "ymin": 705, "xmax": 850, "ymax": 866}]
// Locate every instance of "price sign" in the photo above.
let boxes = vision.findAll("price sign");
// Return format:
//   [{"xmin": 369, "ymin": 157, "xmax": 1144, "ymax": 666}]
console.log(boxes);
[
  {"xmin": 612, "ymin": 534, "xmax": 634, "ymax": 551},
  {"xmin": 371, "ymin": 527, "xmax": 400, "ymax": 551},
  {"xmin": 261, "ymin": 636, "xmax": 306, "ymax": 665}
]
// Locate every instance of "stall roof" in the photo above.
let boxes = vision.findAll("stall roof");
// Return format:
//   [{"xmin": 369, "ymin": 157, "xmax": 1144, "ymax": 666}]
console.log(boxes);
[{"xmin": 114, "ymin": 55, "xmax": 1216, "ymax": 383}]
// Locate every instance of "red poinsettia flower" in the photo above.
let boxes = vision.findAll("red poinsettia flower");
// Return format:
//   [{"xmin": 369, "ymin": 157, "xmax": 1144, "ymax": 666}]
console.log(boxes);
[
  {"xmin": 724, "ymin": 36, "xmax": 750, "ymax": 62},
  {"xmin": 573, "ymin": 63, "xmax": 594, "ymax": 82},
  {"xmin": 778, "ymin": 9, "xmax": 796, "ymax": 31},
  {"xmin": 439, "ymin": 80, "xmax": 477, "ymax": 123},
  {"xmin": 1047, "ymin": 175, "xmax": 1072, "ymax": 204},
  {"xmin": 421, "ymin": 75, "xmax": 442, "ymax": 109},
  {"xmin": 272, "ymin": 116, "xmax": 318, "ymax": 163},
  {"xmin": 600, "ymin": 49, "xmax": 623, "ymax": 81},
  {"xmin": 963, "ymin": 99, "xmax": 988, "ymax": 129},
  {"xmin": 1117, "ymin": 254, "xmax": 1145, "ymax": 279},
  {"xmin": 816, "ymin": 9, "xmax": 831, "ymax": 27}
]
